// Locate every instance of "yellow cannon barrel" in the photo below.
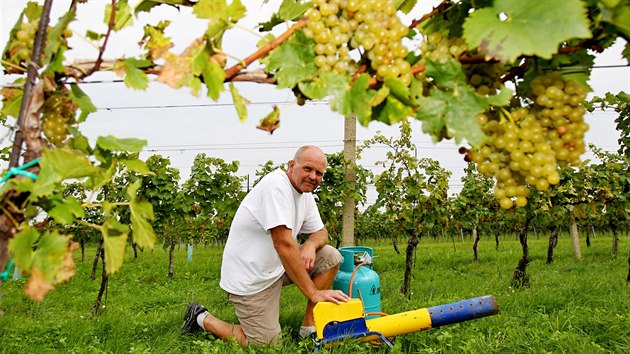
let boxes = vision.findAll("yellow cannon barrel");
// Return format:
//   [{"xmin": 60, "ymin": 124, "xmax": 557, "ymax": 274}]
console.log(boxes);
[{"xmin": 314, "ymin": 295, "xmax": 498, "ymax": 349}]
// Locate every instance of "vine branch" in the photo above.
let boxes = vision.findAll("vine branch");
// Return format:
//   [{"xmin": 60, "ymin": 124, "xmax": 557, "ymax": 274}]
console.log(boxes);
[
  {"xmin": 83, "ymin": 0, "xmax": 116, "ymax": 78},
  {"xmin": 224, "ymin": 17, "xmax": 308, "ymax": 80}
]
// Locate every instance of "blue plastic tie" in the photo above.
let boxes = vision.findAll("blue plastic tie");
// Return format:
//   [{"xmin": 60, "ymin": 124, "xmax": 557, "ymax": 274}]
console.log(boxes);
[
  {"xmin": 0, "ymin": 259, "xmax": 15, "ymax": 282},
  {"xmin": 0, "ymin": 157, "xmax": 40, "ymax": 184}
]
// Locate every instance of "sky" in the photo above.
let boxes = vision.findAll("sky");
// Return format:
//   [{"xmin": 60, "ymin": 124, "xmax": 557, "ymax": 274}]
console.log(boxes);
[{"xmin": 1, "ymin": 0, "xmax": 628, "ymax": 205}]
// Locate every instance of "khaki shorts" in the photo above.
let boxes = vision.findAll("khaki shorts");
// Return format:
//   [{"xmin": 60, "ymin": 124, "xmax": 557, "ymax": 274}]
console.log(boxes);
[{"xmin": 227, "ymin": 245, "xmax": 342, "ymax": 345}]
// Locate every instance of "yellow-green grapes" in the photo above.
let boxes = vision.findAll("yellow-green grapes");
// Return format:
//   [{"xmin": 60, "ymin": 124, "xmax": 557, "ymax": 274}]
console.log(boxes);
[
  {"xmin": 469, "ymin": 72, "xmax": 588, "ymax": 209},
  {"xmin": 303, "ymin": 0, "xmax": 412, "ymax": 85}
]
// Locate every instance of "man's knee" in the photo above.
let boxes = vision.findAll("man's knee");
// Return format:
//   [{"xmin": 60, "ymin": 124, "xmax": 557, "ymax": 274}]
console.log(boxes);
[{"xmin": 312, "ymin": 245, "xmax": 342, "ymax": 277}]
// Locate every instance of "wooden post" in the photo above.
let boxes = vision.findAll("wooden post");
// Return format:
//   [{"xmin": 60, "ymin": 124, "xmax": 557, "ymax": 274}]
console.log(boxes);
[
  {"xmin": 342, "ymin": 113, "xmax": 356, "ymax": 247},
  {"xmin": 569, "ymin": 218, "xmax": 582, "ymax": 260}
]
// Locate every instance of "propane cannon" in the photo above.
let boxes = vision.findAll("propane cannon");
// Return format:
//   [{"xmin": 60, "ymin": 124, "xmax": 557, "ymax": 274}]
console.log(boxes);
[
  {"xmin": 313, "ymin": 295, "xmax": 499, "ymax": 351},
  {"xmin": 318, "ymin": 247, "xmax": 499, "ymax": 350}
]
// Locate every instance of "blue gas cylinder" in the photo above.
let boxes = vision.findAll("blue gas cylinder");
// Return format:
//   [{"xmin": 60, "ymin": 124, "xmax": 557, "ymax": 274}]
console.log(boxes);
[{"xmin": 333, "ymin": 246, "xmax": 381, "ymax": 318}]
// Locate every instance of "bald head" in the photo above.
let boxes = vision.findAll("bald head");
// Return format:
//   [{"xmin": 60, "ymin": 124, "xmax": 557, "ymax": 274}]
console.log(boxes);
[
  {"xmin": 293, "ymin": 145, "xmax": 328, "ymax": 167},
  {"xmin": 286, "ymin": 145, "xmax": 327, "ymax": 193}
]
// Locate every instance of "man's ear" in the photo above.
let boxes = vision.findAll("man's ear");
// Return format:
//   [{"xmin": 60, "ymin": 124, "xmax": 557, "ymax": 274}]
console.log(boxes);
[{"xmin": 287, "ymin": 160, "xmax": 295, "ymax": 171}]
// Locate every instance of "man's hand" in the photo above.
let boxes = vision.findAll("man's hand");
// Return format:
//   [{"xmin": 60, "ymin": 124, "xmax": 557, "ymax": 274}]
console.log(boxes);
[
  {"xmin": 299, "ymin": 243, "xmax": 317, "ymax": 272},
  {"xmin": 309, "ymin": 289, "xmax": 350, "ymax": 304}
]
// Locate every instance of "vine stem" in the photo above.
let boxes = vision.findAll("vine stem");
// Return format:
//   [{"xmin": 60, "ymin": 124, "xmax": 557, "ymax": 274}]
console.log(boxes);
[
  {"xmin": 83, "ymin": 0, "xmax": 115, "ymax": 78},
  {"xmin": 224, "ymin": 17, "xmax": 308, "ymax": 80},
  {"xmin": 9, "ymin": 0, "xmax": 53, "ymax": 168}
]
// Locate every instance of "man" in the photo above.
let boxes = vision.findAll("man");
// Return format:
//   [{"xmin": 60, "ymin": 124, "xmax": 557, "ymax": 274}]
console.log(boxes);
[{"xmin": 182, "ymin": 145, "xmax": 349, "ymax": 346}]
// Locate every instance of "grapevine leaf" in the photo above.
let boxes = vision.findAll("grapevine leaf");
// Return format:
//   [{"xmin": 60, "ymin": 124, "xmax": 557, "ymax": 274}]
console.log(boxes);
[
  {"xmin": 298, "ymin": 71, "xmax": 347, "ymax": 99},
  {"xmin": 266, "ymin": 30, "xmax": 317, "ymax": 88},
  {"xmin": 397, "ymin": 0, "xmax": 418, "ymax": 14},
  {"xmin": 463, "ymin": 0, "xmax": 591, "ymax": 62},
  {"xmin": 85, "ymin": 30, "xmax": 105, "ymax": 41},
  {"xmin": 424, "ymin": 58, "xmax": 466, "ymax": 88},
  {"xmin": 23, "ymin": 2, "xmax": 42, "ymax": 21},
  {"xmin": 417, "ymin": 85, "xmax": 488, "ymax": 146},
  {"xmin": 69, "ymin": 83, "xmax": 97, "ymax": 123},
  {"xmin": 229, "ymin": 82, "xmax": 250, "ymax": 122},
  {"xmin": 48, "ymin": 196, "xmax": 84, "ymax": 225},
  {"xmin": 127, "ymin": 179, "xmax": 142, "ymax": 200},
  {"xmin": 102, "ymin": 218, "xmax": 130, "ymax": 275},
  {"xmin": 43, "ymin": 8, "xmax": 75, "ymax": 72},
  {"xmin": 329, "ymin": 74, "xmax": 375, "ymax": 126},
  {"xmin": 372, "ymin": 95, "xmax": 414, "ymax": 125},
  {"xmin": 24, "ymin": 270, "xmax": 54, "ymax": 301},
  {"xmin": 120, "ymin": 158, "xmax": 150, "ymax": 175},
  {"xmin": 114, "ymin": 58, "xmax": 151, "ymax": 90},
  {"xmin": 0, "ymin": 89, "xmax": 23, "ymax": 118},
  {"xmin": 135, "ymin": 0, "xmax": 189, "ymax": 15},
  {"xmin": 384, "ymin": 77, "xmax": 418, "ymax": 107},
  {"xmin": 193, "ymin": 52, "xmax": 225, "ymax": 100},
  {"xmin": 30, "ymin": 148, "xmax": 97, "ymax": 199},
  {"xmin": 8, "ymin": 226, "xmax": 39, "ymax": 271},
  {"xmin": 130, "ymin": 200, "xmax": 156, "ymax": 248},
  {"xmin": 96, "ymin": 135, "xmax": 147, "ymax": 153},
  {"xmin": 194, "ymin": 0, "xmax": 246, "ymax": 38},
  {"xmin": 141, "ymin": 21, "xmax": 173, "ymax": 61},
  {"xmin": 105, "ymin": 0, "xmax": 134, "ymax": 31},
  {"xmin": 485, "ymin": 86, "xmax": 513, "ymax": 107},
  {"xmin": 32, "ymin": 231, "xmax": 70, "ymax": 283},
  {"xmin": 279, "ymin": 0, "xmax": 311, "ymax": 21},
  {"xmin": 257, "ymin": 105, "xmax": 280, "ymax": 134}
]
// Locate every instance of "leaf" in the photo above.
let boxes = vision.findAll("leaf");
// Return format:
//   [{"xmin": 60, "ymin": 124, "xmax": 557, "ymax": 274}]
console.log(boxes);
[
  {"xmin": 135, "ymin": 0, "xmax": 190, "ymax": 15},
  {"xmin": 0, "ymin": 87, "xmax": 23, "ymax": 118},
  {"xmin": 113, "ymin": 58, "xmax": 151, "ymax": 90},
  {"xmin": 194, "ymin": 0, "xmax": 246, "ymax": 38},
  {"xmin": 266, "ymin": 30, "xmax": 317, "ymax": 88},
  {"xmin": 257, "ymin": 105, "xmax": 281, "ymax": 134},
  {"xmin": 102, "ymin": 218, "xmax": 130, "ymax": 275},
  {"xmin": 200, "ymin": 58, "xmax": 225, "ymax": 100},
  {"xmin": 372, "ymin": 95, "xmax": 414, "ymax": 125},
  {"xmin": 30, "ymin": 148, "xmax": 97, "ymax": 199},
  {"xmin": 329, "ymin": 74, "xmax": 375, "ymax": 126},
  {"xmin": 96, "ymin": 135, "xmax": 147, "ymax": 153},
  {"xmin": 463, "ymin": 0, "xmax": 592, "ymax": 62},
  {"xmin": 105, "ymin": 0, "xmax": 134, "ymax": 31},
  {"xmin": 278, "ymin": 0, "xmax": 311, "ymax": 21},
  {"xmin": 229, "ymin": 82, "xmax": 250, "ymax": 122},
  {"xmin": 120, "ymin": 158, "xmax": 150, "ymax": 174},
  {"xmin": 8, "ymin": 226, "xmax": 39, "ymax": 271},
  {"xmin": 69, "ymin": 83, "xmax": 97, "ymax": 122},
  {"xmin": 126, "ymin": 179, "xmax": 142, "ymax": 200},
  {"xmin": 24, "ymin": 269, "xmax": 54, "ymax": 301},
  {"xmin": 416, "ymin": 85, "xmax": 489, "ymax": 146},
  {"xmin": 48, "ymin": 196, "xmax": 85, "ymax": 225},
  {"xmin": 32, "ymin": 231, "xmax": 71, "ymax": 282},
  {"xmin": 298, "ymin": 71, "xmax": 347, "ymax": 99},
  {"xmin": 130, "ymin": 200, "xmax": 156, "ymax": 248}
]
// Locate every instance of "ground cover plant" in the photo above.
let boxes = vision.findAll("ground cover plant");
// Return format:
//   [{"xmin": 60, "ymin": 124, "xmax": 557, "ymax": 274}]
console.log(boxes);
[{"xmin": 1, "ymin": 234, "xmax": 628, "ymax": 353}]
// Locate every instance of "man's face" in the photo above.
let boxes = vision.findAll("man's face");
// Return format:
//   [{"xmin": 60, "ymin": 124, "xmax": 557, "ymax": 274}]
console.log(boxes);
[{"xmin": 287, "ymin": 149, "xmax": 327, "ymax": 193}]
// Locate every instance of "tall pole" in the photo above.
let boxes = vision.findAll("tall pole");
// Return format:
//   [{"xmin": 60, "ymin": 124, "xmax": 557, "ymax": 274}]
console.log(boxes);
[{"xmin": 342, "ymin": 113, "xmax": 357, "ymax": 246}]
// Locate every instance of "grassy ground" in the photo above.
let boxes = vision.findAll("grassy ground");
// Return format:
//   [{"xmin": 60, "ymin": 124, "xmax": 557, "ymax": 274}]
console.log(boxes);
[{"xmin": 0, "ymin": 233, "xmax": 629, "ymax": 353}]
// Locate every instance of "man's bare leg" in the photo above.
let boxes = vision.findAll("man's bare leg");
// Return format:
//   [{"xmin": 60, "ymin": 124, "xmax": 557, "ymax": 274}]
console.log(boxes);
[
  {"xmin": 302, "ymin": 264, "xmax": 340, "ymax": 327},
  {"xmin": 202, "ymin": 314, "xmax": 248, "ymax": 346}
]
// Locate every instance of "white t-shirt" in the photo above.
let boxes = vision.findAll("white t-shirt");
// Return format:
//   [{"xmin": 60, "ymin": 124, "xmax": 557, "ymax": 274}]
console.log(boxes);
[{"xmin": 219, "ymin": 170, "xmax": 324, "ymax": 296}]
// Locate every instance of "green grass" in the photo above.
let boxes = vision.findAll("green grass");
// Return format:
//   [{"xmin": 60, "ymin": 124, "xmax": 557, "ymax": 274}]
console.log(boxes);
[{"xmin": 1, "ymin": 234, "xmax": 629, "ymax": 353}]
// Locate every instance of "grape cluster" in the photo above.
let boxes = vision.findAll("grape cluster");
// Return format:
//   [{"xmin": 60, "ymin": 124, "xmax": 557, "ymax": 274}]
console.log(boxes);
[
  {"xmin": 41, "ymin": 91, "xmax": 76, "ymax": 146},
  {"xmin": 303, "ymin": 0, "xmax": 412, "ymax": 84},
  {"xmin": 4, "ymin": 19, "xmax": 72, "ymax": 73},
  {"xmin": 467, "ymin": 72, "xmax": 588, "ymax": 209},
  {"xmin": 419, "ymin": 32, "xmax": 467, "ymax": 65},
  {"xmin": 464, "ymin": 62, "xmax": 506, "ymax": 96}
]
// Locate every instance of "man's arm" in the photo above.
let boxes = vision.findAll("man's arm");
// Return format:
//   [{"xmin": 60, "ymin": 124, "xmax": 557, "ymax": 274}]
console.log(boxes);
[
  {"xmin": 270, "ymin": 225, "xmax": 348, "ymax": 304},
  {"xmin": 300, "ymin": 227, "xmax": 328, "ymax": 272}
]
